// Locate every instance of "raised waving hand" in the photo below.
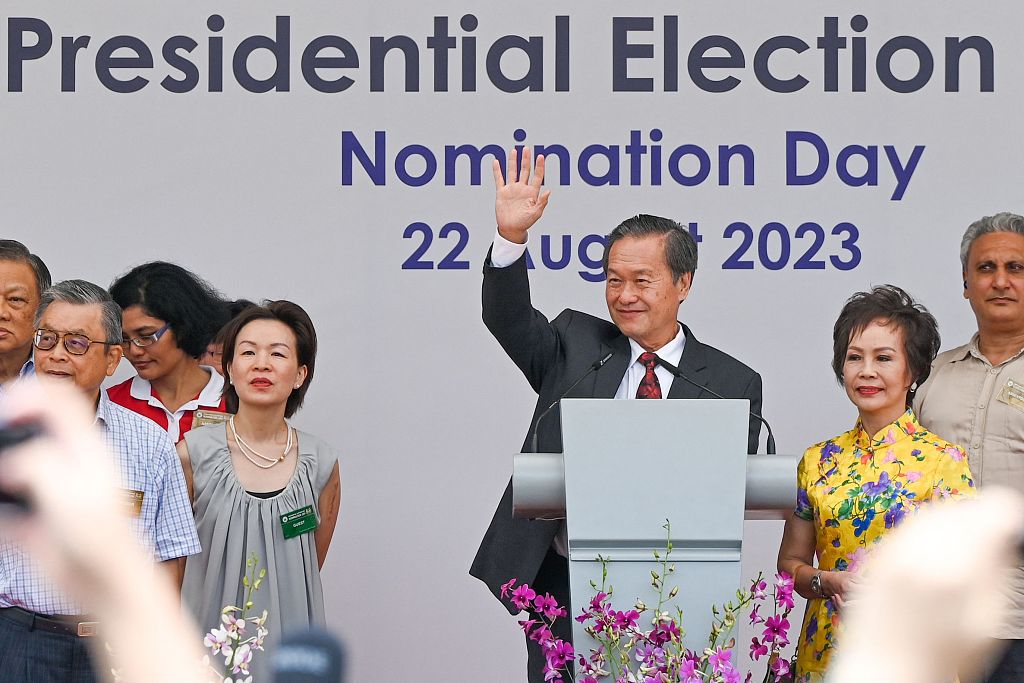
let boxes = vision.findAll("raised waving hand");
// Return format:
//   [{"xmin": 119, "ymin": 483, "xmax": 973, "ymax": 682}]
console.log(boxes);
[{"xmin": 493, "ymin": 147, "xmax": 550, "ymax": 244}]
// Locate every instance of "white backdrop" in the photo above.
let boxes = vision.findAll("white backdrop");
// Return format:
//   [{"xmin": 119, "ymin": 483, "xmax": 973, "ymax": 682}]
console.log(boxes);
[{"xmin": 2, "ymin": 2, "xmax": 1020, "ymax": 680}]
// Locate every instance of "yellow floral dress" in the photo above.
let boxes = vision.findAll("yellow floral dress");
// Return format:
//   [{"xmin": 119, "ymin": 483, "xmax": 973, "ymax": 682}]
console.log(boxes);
[{"xmin": 793, "ymin": 409, "xmax": 975, "ymax": 681}]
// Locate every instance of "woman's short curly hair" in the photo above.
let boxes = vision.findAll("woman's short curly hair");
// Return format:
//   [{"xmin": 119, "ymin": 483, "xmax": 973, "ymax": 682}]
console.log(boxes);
[{"xmin": 832, "ymin": 285, "xmax": 940, "ymax": 404}]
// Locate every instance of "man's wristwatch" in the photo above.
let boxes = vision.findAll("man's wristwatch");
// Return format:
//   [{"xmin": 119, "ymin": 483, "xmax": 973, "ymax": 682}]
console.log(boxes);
[{"xmin": 810, "ymin": 571, "xmax": 823, "ymax": 597}]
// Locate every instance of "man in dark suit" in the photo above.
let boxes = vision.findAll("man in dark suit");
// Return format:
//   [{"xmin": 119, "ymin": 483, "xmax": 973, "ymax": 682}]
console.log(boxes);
[{"xmin": 469, "ymin": 148, "xmax": 764, "ymax": 682}]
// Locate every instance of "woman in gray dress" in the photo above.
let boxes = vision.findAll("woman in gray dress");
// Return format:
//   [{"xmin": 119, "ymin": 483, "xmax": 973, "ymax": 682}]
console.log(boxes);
[{"xmin": 177, "ymin": 301, "xmax": 342, "ymax": 681}]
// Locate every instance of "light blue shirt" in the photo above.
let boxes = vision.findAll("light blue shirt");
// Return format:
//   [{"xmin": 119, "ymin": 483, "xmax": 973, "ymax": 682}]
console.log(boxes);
[
  {"xmin": 0, "ymin": 358, "xmax": 35, "ymax": 397},
  {"xmin": 0, "ymin": 392, "xmax": 200, "ymax": 615}
]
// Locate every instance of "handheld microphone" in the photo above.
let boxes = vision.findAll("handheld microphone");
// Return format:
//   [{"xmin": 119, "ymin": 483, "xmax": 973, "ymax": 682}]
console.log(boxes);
[
  {"xmin": 653, "ymin": 356, "xmax": 776, "ymax": 455},
  {"xmin": 528, "ymin": 352, "xmax": 614, "ymax": 453},
  {"xmin": 271, "ymin": 627, "xmax": 345, "ymax": 683}
]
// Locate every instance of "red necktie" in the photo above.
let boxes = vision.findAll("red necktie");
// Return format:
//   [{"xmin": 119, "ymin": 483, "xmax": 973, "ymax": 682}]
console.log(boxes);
[{"xmin": 636, "ymin": 352, "xmax": 662, "ymax": 399}]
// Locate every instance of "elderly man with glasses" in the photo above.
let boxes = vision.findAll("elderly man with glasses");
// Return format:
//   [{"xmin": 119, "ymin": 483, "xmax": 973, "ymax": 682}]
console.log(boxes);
[{"xmin": 0, "ymin": 279, "xmax": 200, "ymax": 683}]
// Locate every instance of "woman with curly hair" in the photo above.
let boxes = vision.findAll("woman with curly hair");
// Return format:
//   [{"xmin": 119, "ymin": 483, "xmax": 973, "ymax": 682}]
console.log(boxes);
[{"xmin": 778, "ymin": 285, "xmax": 975, "ymax": 681}]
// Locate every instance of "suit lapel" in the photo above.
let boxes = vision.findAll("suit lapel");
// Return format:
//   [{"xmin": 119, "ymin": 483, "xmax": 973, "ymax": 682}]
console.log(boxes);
[
  {"xmin": 667, "ymin": 324, "xmax": 710, "ymax": 399},
  {"xmin": 591, "ymin": 335, "xmax": 631, "ymax": 398}
]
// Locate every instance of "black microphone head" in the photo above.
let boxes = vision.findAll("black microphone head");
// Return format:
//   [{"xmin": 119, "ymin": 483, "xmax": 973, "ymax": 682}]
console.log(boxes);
[{"xmin": 271, "ymin": 627, "xmax": 345, "ymax": 683}]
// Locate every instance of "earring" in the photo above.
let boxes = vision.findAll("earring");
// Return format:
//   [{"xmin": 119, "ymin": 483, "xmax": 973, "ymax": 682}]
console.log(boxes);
[{"xmin": 910, "ymin": 381, "xmax": 918, "ymax": 392}]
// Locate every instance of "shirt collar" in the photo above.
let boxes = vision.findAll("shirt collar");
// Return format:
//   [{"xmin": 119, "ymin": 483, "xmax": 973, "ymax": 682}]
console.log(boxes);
[
  {"xmin": 128, "ymin": 373, "xmax": 152, "ymax": 401},
  {"xmin": 196, "ymin": 367, "xmax": 225, "ymax": 405},
  {"xmin": 853, "ymin": 408, "xmax": 921, "ymax": 450},
  {"xmin": 627, "ymin": 324, "xmax": 687, "ymax": 368},
  {"xmin": 963, "ymin": 332, "xmax": 1024, "ymax": 367},
  {"xmin": 816, "ymin": 408, "xmax": 923, "ymax": 477},
  {"xmin": 94, "ymin": 391, "xmax": 112, "ymax": 428},
  {"xmin": 129, "ymin": 368, "xmax": 224, "ymax": 409}
]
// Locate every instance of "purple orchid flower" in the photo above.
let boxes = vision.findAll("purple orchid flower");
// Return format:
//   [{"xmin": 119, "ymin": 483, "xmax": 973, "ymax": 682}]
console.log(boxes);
[
  {"xmin": 762, "ymin": 614, "xmax": 790, "ymax": 646},
  {"xmin": 750, "ymin": 636, "xmax": 768, "ymax": 661},
  {"xmin": 511, "ymin": 584, "xmax": 537, "ymax": 610}
]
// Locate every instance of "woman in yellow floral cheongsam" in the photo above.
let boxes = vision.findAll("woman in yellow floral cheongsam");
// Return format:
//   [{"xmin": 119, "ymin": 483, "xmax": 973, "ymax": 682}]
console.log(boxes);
[{"xmin": 778, "ymin": 285, "xmax": 975, "ymax": 682}]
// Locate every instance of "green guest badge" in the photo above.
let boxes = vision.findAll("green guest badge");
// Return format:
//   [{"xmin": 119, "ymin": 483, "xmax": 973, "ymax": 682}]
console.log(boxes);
[{"xmin": 280, "ymin": 505, "xmax": 318, "ymax": 539}]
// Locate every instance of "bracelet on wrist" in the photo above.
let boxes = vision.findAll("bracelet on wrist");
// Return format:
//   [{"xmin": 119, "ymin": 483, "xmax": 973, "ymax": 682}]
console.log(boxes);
[{"xmin": 810, "ymin": 570, "xmax": 823, "ymax": 597}]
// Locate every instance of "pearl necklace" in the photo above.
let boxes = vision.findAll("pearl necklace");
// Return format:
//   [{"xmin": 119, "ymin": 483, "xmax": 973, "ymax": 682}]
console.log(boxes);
[{"xmin": 230, "ymin": 416, "xmax": 293, "ymax": 470}]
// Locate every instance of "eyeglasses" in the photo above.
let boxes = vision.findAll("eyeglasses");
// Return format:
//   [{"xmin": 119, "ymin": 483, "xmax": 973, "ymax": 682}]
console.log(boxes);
[
  {"xmin": 121, "ymin": 323, "xmax": 170, "ymax": 348},
  {"xmin": 33, "ymin": 329, "xmax": 115, "ymax": 355}
]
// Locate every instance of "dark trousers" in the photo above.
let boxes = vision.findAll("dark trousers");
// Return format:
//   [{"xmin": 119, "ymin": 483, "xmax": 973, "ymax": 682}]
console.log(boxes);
[
  {"xmin": 0, "ymin": 609, "xmax": 98, "ymax": 683},
  {"xmin": 525, "ymin": 548, "xmax": 573, "ymax": 683},
  {"xmin": 984, "ymin": 639, "xmax": 1024, "ymax": 683}
]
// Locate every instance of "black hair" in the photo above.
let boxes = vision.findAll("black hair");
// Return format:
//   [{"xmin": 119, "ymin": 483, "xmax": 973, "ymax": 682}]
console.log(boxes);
[
  {"xmin": 221, "ymin": 300, "xmax": 317, "ymax": 418},
  {"xmin": 602, "ymin": 215, "xmax": 697, "ymax": 283},
  {"xmin": 0, "ymin": 239, "xmax": 51, "ymax": 300},
  {"xmin": 832, "ymin": 285, "xmax": 940, "ymax": 404},
  {"xmin": 109, "ymin": 262, "xmax": 228, "ymax": 358}
]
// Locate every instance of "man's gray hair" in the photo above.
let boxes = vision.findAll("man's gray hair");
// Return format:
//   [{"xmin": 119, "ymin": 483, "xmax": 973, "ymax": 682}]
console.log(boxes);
[
  {"xmin": 960, "ymin": 212, "xmax": 1024, "ymax": 269},
  {"xmin": 35, "ymin": 280, "xmax": 122, "ymax": 344}
]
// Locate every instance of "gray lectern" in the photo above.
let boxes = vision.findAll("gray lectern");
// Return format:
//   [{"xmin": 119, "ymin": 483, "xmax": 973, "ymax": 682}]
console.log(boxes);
[{"xmin": 512, "ymin": 398, "xmax": 799, "ymax": 670}]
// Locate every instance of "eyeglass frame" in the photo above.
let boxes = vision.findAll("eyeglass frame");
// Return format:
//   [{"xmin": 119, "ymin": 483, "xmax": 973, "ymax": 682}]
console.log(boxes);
[
  {"xmin": 33, "ymin": 328, "xmax": 119, "ymax": 356},
  {"xmin": 121, "ymin": 323, "xmax": 171, "ymax": 349}
]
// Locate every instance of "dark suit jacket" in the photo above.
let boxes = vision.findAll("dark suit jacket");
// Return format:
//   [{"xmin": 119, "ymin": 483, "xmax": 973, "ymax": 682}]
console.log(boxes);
[{"xmin": 470, "ymin": 252, "xmax": 763, "ymax": 613}]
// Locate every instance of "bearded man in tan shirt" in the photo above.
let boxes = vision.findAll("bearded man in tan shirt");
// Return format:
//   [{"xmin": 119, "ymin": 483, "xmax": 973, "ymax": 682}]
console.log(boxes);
[{"xmin": 915, "ymin": 212, "xmax": 1024, "ymax": 683}]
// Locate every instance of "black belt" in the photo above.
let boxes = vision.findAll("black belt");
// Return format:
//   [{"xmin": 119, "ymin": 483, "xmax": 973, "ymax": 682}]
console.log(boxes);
[{"xmin": 0, "ymin": 606, "xmax": 98, "ymax": 637}]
